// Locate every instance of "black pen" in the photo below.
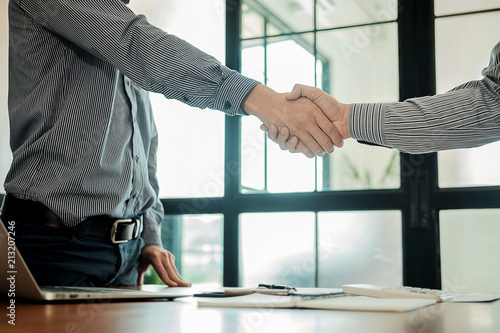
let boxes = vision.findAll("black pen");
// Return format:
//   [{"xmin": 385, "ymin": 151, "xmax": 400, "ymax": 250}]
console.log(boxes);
[{"xmin": 258, "ymin": 284, "xmax": 297, "ymax": 291}]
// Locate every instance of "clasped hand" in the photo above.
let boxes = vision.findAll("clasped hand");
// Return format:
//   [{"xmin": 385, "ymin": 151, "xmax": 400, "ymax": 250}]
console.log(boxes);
[
  {"xmin": 243, "ymin": 84, "xmax": 349, "ymax": 158},
  {"xmin": 256, "ymin": 84, "xmax": 351, "ymax": 157}
]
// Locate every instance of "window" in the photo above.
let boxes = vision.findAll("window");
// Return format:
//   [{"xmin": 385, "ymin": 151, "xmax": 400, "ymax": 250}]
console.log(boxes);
[{"xmin": 135, "ymin": 0, "xmax": 500, "ymax": 292}]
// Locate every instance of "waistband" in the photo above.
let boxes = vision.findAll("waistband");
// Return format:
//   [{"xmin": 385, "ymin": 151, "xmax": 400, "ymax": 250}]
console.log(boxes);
[{"xmin": 0, "ymin": 194, "xmax": 142, "ymax": 244}]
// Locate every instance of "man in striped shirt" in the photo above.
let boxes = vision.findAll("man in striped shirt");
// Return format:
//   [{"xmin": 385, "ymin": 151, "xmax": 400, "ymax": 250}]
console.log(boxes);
[
  {"xmin": 2, "ymin": 0, "xmax": 344, "ymax": 287},
  {"xmin": 264, "ymin": 41, "xmax": 500, "ymax": 155}
]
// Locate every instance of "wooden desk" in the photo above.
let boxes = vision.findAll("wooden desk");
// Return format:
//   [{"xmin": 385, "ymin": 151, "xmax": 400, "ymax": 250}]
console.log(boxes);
[{"xmin": 2, "ymin": 293, "xmax": 500, "ymax": 333}]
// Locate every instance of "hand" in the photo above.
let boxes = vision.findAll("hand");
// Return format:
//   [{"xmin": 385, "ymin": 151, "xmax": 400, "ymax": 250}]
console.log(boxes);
[
  {"xmin": 287, "ymin": 84, "xmax": 350, "ymax": 139},
  {"xmin": 242, "ymin": 84, "xmax": 344, "ymax": 158},
  {"xmin": 262, "ymin": 84, "xmax": 351, "ymax": 156},
  {"xmin": 137, "ymin": 245, "xmax": 192, "ymax": 287}
]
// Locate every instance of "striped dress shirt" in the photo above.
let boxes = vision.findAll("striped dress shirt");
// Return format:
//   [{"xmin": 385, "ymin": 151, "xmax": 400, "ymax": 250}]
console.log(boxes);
[
  {"xmin": 350, "ymin": 41, "xmax": 500, "ymax": 154},
  {"xmin": 5, "ymin": 0, "xmax": 259, "ymax": 246}
]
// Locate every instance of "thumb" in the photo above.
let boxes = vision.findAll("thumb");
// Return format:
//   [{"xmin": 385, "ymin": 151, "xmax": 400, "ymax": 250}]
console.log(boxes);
[
  {"xmin": 285, "ymin": 84, "xmax": 307, "ymax": 101},
  {"xmin": 137, "ymin": 263, "xmax": 150, "ymax": 286},
  {"xmin": 285, "ymin": 84, "xmax": 323, "ymax": 102},
  {"xmin": 137, "ymin": 271, "xmax": 144, "ymax": 286}
]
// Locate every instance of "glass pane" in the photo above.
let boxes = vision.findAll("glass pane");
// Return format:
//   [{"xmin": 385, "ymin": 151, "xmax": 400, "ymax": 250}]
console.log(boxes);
[
  {"xmin": 318, "ymin": 211, "xmax": 402, "ymax": 288},
  {"xmin": 266, "ymin": 35, "xmax": 317, "ymax": 193},
  {"xmin": 319, "ymin": 143, "xmax": 400, "ymax": 191},
  {"xmin": 240, "ymin": 212, "xmax": 315, "ymax": 287},
  {"xmin": 241, "ymin": 34, "xmax": 318, "ymax": 193},
  {"xmin": 241, "ymin": 116, "xmax": 266, "ymax": 193},
  {"xmin": 243, "ymin": 0, "xmax": 314, "ymax": 36},
  {"xmin": 242, "ymin": 39, "xmax": 266, "ymax": 83},
  {"xmin": 242, "ymin": 3, "xmax": 265, "ymax": 39},
  {"xmin": 439, "ymin": 143, "xmax": 500, "ymax": 187},
  {"xmin": 436, "ymin": 12, "xmax": 500, "ymax": 188},
  {"xmin": 241, "ymin": 39, "xmax": 266, "ymax": 193},
  {"xmin": 153, "ymin": 97, "xmax": 225, "ymax": 198},
  {"xmin": 440, "ymin": 210, "xmax": 500, "ymax": 293},
  {"xmin": 266, "ymin": 34, "xmax": 316, "ymax": 92},
  {"xmin": 317, "ymin": 0, "xmax": 397, "ymax": 30},
  {"xmin": 129, "ymin": 1, "xmax": 226, "ymax": 198},
  {"xmin": 317, "ymin": 23, "xmax": 400, "ymax": 191},
  {"xmin": 435, "ymin": 13, "xmax": 500, "ymax": 94},
  {"xmin": 156, "ymin": 214, "xmax": 223, "ymax": 288},
  {"xmin": 435, "ymin": 0, "xmax": 500, "ymax": 16}
]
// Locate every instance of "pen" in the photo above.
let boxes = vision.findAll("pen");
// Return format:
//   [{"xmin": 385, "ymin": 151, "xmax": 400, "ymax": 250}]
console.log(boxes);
[{"xmin": 258, "ymin": 284, "xmax": 297, "ymax": 292}]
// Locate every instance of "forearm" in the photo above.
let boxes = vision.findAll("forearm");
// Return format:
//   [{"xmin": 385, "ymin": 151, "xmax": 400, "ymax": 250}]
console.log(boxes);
[{"xmin": 350, "ymin": 78, "xmax": 500, "ymax": 154}]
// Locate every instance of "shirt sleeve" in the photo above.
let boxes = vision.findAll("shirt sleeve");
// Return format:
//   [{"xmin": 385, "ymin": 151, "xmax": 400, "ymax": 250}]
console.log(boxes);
[
  {"xmin": 349, "ymin": 41, "xmax": 500, "ymax": 154},
  {"xmin": 15, "ymin": 0, "xmax": 259, "ymax": 116},
  {"xmin": 141, "ymin": 115, "xmax": 164, "ymax": 247}
]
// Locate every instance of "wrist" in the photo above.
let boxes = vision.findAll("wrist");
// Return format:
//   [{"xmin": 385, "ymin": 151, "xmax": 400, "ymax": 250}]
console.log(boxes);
[
  {"xmin": 341, "ymin": 103, "xmax": 351, "ymax": 139},
  {"xmin": 241, "ymin": 84, "xmax": 277, "ymax": 119}
]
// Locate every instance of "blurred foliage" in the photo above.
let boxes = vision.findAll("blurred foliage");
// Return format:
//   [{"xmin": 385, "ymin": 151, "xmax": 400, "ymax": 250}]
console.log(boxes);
[{"xmin": 143, "ymin": 266, "xmax": 165, "ymax": 285}]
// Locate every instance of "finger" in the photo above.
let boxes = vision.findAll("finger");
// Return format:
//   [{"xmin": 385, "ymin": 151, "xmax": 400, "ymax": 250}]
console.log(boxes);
[
  {"xmin": 266, "ymin": 124, "xmax": 279, "ymax": 142},
  {"xmin": 278, "ymin": 127, "xmax": 290, "ymax": 150},
  {"xmin": 299, "ymin": 132, "xmax": 325, "ymax": 157},
  {"xmin": 295, "ymin": 141, "xmax": 315, "ymax": 158},
  {"xmin": 136, "ymin": 262, "xmax": 150, "ymax": 286},
  {"xmin": 285, "ymin": 99, "xmax": 330, "ymax": 155},
  {"xmin": 162, "ymin": 253, "xmax": 191, "ymax": 287},
  {"xmin": 137, "ymin": 271, "xmax": 145, "ymax": 286},
  {"xmin": 305, "ymin": 112, "xmax": 341, "ymax": 154},
  {"xmin": 152, "ymin": 252, "xmax": 188, "ymax": 287},
  {"xmin": 153, "ymin": 258, "xmax": 179, "ymax": 287},
  {"xmin": 315, "ymin": 114, "xmax": 344, "ymax": 150},
  {"xmin": 260, "ymin": 124, "xmax": 269, "ymax": 132},
  {"xmin": 285, "ymin": 136, "xmax": 299, "ymax": 152}
]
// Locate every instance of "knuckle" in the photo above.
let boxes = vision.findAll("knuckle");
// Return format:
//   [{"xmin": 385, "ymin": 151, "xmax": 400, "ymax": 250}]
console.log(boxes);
[{"xmin": 324, "ymin": 122, "xmax": 336, "ymax": 133}]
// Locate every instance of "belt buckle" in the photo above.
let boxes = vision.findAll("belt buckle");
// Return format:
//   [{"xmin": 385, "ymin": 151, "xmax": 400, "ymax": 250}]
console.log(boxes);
[{"xmin": 110, "ymin": 218, "xmax": 140, "ymax": 244}]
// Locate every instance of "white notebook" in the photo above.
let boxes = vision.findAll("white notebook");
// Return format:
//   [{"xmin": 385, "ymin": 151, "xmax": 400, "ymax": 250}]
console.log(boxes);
[{"xmin": 196, "ymin": 293, "xmax": 436, "ymax": 312}]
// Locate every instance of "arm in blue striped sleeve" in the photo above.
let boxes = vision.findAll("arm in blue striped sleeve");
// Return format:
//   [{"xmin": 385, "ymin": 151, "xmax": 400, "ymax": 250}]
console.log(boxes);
[
  {"xmin": 349, "ymin": 103, "xmax": 388, "ymax": 148},
  {"xmin": 15, "ymin": 0, "xmax": 259, "ymax": 116},
  {"xmin": 350, "ymin": 78, "xmax": 500, "ymax": 154},
  {"xmin": 383, "ymin": 79, "xmax": 500, "ymax": 154},
  {"xmin": 142, "ymin": 120, "xmax": 164, "ymax": 247},
  {"xmin": 350, "ymin": 42, "xmax": 500, "ymax": 154}
]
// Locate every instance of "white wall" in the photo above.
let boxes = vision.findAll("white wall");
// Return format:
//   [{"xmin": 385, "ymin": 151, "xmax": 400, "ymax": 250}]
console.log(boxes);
[{"xmin": 1, "ymin": 3, "xmax": 11, "ymax": 193}]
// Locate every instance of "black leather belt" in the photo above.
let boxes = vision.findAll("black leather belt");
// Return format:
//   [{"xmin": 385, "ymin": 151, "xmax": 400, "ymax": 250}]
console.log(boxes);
[{"xmin": 1, "ymin": 194, "xmax": 142, "ymax": 244}]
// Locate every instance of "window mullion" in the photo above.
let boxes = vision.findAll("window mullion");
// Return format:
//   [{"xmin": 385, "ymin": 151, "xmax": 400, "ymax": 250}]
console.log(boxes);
[
  {"xmin": 398, "ymin": 0, "xmax": 440, "ymax": 289},
  {"xmin": 224, "ymin": 0, "xmax": 243, "ymax": 287}
]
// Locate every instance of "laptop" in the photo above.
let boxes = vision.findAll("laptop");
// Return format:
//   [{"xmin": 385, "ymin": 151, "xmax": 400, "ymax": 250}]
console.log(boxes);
[{"xmin": 0, "ymin": 217, "xmax": 194, "ymax": 301}]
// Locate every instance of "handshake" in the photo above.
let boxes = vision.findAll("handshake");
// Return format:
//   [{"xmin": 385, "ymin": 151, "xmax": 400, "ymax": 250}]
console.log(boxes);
[{"xmin": 243, "ymin": 83, "xmax": 351, "ymax": 159}]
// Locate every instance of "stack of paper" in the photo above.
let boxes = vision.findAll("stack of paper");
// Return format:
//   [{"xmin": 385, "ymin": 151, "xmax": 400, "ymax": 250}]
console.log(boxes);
[{"xmin": 196, "ymin": 293, "xmax": 436, "ymax": 312}]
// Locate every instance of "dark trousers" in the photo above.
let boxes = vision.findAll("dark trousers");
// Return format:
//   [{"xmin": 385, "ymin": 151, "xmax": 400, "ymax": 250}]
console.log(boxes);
[{"xmin": 4, "ymin": 218, "xmax": 144, "ymax": 287}]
